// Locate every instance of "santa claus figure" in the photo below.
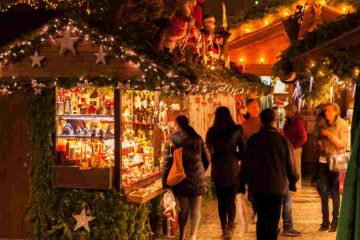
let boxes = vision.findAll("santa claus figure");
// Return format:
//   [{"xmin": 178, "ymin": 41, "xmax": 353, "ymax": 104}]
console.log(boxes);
[
  {"xmin": 163, "ymin": 0, "xmax": 197, "ymax": 52},
  {"xmin": 199, "ymin": 15, "xmax": 219, "ymax": 65}
]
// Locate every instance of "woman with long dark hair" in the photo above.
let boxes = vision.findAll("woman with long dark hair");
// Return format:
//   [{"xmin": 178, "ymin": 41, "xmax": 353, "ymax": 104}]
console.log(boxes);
[
  {"xmin": 206, "ymin": 107, "xmax": 245, "ymax": 239},
  {"xmin": 162, "ymin": 115, "xmax": 211, "ymax": 240}
]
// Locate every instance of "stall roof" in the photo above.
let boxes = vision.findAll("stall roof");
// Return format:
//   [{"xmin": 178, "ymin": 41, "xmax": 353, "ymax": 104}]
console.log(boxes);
[
  {"xmin": 228, "ymin": 3, "xmax": 345, "ymax": 76},
  {"xmin": 0, "ymin": 9, "xmax": 264, "ymax": 96}
]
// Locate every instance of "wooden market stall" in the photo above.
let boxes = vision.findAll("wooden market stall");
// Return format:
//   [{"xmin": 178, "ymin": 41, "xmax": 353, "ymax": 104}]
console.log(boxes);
[{"xmin": 0, "ymin": 10, "xmax": 263, "ymax": 237}]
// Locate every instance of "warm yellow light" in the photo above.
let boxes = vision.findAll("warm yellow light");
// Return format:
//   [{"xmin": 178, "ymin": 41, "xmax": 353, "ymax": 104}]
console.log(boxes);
[
  {"xmin": 239, "ymin": 57, "xmax": 245, "ymax": 63},
  {"xmin": 264, "ymin": 20, "xmax": 269, "ymax": 25},
  {"xmin": 354, "ymin": 68, "xmax": 359, "ymax": 76},
  {"xmin": 246, "ymin": 28, "xmax": 251, "ymax": 33},
  {"xmin": 260, "ymin": 57, "xmax": 265, "ymax": 64},
  {"xmin": 342, "ymin": 6, "xmax": 348, "ymax": 12},
  {"xmin": 321, "ymin": 0, "xmax": 326, "ymax": 5},
  {"xmin": 284, "ymin": 11, "xmax": 290, "ymax": 17}
]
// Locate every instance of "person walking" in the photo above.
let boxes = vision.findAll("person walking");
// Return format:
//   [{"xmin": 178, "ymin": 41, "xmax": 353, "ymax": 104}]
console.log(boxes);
[
  {"xmin": 316, "ymin": 103, "xmax": 349, "ymax": 232},
  {"xmin": 281, "ymin": 104, "xmax": 307, "ymax": 236},
  {"xmin": 162, "ymin": 115, "xmax": 211, "ymax": 240},
  {"xmin": 206, "ymin": 107, "xmax": 245, "ymax": 239},
  {"xmin": 239, "ymin": 109, "xmax": 299, "ymax": 240},
  {"xmin": 242, "ymin": 98, "xmax": 261, "ymax": 142}
]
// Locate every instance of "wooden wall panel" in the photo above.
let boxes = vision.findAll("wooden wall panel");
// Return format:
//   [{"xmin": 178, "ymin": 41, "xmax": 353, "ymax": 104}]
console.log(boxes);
[{"xmin": 0, "ymin": 93, "xmax": 30, "ymax": 238}]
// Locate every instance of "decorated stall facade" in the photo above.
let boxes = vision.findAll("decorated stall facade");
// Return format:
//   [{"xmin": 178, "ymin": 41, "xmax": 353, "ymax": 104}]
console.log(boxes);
[{"xmin": 0, "ymin": 8, "xmax": 264, "ymax": 237}]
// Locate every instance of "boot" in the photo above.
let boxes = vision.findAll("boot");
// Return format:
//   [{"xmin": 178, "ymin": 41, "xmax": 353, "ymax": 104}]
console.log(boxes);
[
  {"xmin": 225, "ymin": 222, "xmax": 235, "ymax": 239},
  {"xmin": 319, "ymin": 219, "xmax": 330, "ymax": 231},
  {"xmin": 329, "ymin": 219, "xmax": 338, "ymax": 232},
  {"xmin": 221, "ymin": 223, "xmax": 228, "ymax": 239}
]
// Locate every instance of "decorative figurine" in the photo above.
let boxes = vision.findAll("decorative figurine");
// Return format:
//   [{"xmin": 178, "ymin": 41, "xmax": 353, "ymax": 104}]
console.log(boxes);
[
  {"xmin": 98, "ymin": 128, "xmax": 105, "ymax": 138},
  {"xmin": 91, "ymin": 128, "xmax": 97, "ymax": 138},
  {"xmin": 76, "ymin": 126, "xmax": 83, "ymax": 135},
  {"xmin": 62, "ymin": 123, "xmax": 74, "ymax": 135},
  {"xmin": 83, "ymin": 127, "xmax": 90, "ymax": 136}
]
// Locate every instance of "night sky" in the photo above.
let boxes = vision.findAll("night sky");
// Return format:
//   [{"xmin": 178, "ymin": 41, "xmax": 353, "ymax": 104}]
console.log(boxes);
[{"xmin": 204, "ymin": 0, "xmax": 252, "ymax": 21}]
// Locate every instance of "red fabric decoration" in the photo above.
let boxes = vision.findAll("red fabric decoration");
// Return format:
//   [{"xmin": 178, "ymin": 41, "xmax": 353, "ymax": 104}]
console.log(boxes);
[{"xmin": 193, "ymin": 0, "xmax": 205, "ymax": 28}]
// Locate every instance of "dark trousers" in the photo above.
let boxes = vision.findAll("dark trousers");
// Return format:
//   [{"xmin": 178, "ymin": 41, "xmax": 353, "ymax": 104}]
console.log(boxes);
[
  {"xmin": 254, "ymin": 192, "xmax": 284, "ymax": 240},
  {"xmin": 317, "ymin": 163, "xmax": 340, "ymax": 223},
  {"xmin": 282, "ymin": 190, "xmax": 293, "ymax": 229},
  {"xmin": 215, "ymin": 185, "xmax": 237, "ymax": 226}
]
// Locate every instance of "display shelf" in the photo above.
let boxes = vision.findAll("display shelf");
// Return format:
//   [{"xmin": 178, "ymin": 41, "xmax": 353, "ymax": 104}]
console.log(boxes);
[
  {"xmin": 57, "ymin": 135, "xmax": 115, "ymax": 139},
  {"xmin": 121, "ymin": 161, "xmax": 144, "ymax": 173},
  {"xmin": 122, "ymin": 171, "xmax": 161, "ymax": 195},
  {"xmin": 52, "ymin": 165, "xmax": 114, "ymax": 190},
  {"xmin": 122, "ymin": 122, "xmax": 156, "ymax": 126},
  {"xmin": 127, "ymin": 179, "xmax": 165, "ymax": 204},
  {"xmin": 58, "ymin": 115, "xmax": 114, "ymax": 121}
]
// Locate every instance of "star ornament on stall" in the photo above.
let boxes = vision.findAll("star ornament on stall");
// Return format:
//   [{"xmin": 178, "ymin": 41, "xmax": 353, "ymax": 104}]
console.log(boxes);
[
  {"xmin": 0, "ymin": 85, "xmax": 12, "ymax": 95},
  {"xmin": 29, "ymin": 51, "xmax": 45, "ymax": 68},
  {"xmin": 94, "ymin": 45, "xmax": 107, "ymax": 64},
  {"xmin": 56, "ymin": 28, "xmax": 79, "ymax": 55},
  {"xmin": 31, "ymin": 79, "xmax": 46, "ymax": 95},
  {"xmin": 72, "ymin": 208, "xmax": 96, "ymax": 232}
]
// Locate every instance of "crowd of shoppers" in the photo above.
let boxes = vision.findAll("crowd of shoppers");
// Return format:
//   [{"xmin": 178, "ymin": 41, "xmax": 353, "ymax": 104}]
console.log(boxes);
[{"xmin": 162, "ymin": 100, "xmax": 349, "ymax": 240}]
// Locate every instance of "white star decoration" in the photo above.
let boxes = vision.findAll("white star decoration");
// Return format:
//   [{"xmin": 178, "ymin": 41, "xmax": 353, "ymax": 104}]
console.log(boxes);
[
  {"xmin": 29, "ymin": 51, "xmax": 45, "ymax": 68},
  {"xmin": 56, "ymin": 28, "xmax": 79, "ymax": 55},
  {"xmin": 94, "ymin": 45, "xmax": 107, "ymax": 64},
  {"xmin": 72, "ymin": 208, "xmax": 95, "ymax": 232},
  {"xmin": 31, "ymin": 79, "xmax": 46, "ymax": 95}
]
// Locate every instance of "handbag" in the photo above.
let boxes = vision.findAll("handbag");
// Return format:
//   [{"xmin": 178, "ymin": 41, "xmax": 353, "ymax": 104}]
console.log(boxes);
[
  {"xmin": 328, "ymin": 151, "xmax": 350, "ymax": 172},
  {"xmin": 166, "ymin": 147, "xmax": 187, "ymax": 186}
]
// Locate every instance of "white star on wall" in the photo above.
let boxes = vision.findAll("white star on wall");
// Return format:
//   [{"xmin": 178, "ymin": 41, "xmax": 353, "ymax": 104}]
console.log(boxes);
[
  {"xmin": 94, "ymin": 45, "xmax": 107, "ymax": 64},
  {"xmin": 29, "ymin": 51, "xmax": 45, "ymax": 68},
  {"xmin": 72, "ymin": 208, "xmax": 95, "ymax": 232},
  {"xmin": 56, "ymin": 28, "xmax": 79, "ymax": 55}
]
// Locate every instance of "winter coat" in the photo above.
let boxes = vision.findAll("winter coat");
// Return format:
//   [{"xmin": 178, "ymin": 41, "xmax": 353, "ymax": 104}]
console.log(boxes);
[
  {"xmin": 283, "ymin": 115, "xmax": 308, "ymax": 149},
  {"xmin": 316, "ymin": 116, "xmax": 349, "ymax": 157},
  {"xmin": 162, "ymin": 130, "xmax": 211, "ymax": 197},
  {"xmin": 239, "ymin": 126, "xmax": 299, "ymax": 195},
  {"xmin": 206, "ymin": 125, "xmax": 245, "ymax": 187},
  {"xmin": 242, "ymin": 117, "xmax": 261, "ymax": 143}
]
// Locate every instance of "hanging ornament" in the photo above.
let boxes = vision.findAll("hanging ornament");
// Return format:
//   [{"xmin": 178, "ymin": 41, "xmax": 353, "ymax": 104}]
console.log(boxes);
[
  {"xmin": 0, "ymin": 85, "xmax": 12, "ymax": 95},
  {"xmin": 56, "ymin": 28, "xmax": 79, "ymax": 55},
  {"xmin": 292, "ymin": 81, "xmax": 301, "ymax": 100},
  {"xmin": 309, "ymin": 76, "xmax": 313, "ymax": 93},
  {"xmin": 77, "ymin": 79, "xmax": 90, "ymax": 93},
  {"xmin": 329, "ymin": 84, "xmax": 334, "ymax": 102},
  {"xmin": 72, "ymin": 207, "xmax": 95, "ymax": 232},
  {"xmin": 94, "ymin": 45, "xmax": 107, "ymax": 64},
  {"xmin": 353, "ymin": 83, "xmax": 357, "ymax": 98},
  {"xmin": 29, "ymin": 51, "xmax": 45, "ymax": 68},
  {"xmin": 31, "ymin": 79, "xmax": 46, "ymax": 95}
]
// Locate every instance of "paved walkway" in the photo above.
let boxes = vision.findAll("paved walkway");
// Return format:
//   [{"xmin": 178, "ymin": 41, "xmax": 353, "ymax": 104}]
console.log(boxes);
[{"xmin": 166, "ymin": 182, "xmax": 337, "ymax": 240}]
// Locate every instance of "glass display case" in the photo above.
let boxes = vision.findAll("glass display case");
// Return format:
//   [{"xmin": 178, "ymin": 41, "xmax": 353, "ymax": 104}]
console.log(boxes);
[{"xmin": 52, "ymin": 87, "xmax": 173, "ymax": 197}]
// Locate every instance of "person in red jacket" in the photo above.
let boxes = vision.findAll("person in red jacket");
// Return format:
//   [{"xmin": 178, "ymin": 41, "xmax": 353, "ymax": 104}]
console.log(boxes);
[{"xmin": 283, "ymin": 104, "xmax": 308, "ymax": 190}]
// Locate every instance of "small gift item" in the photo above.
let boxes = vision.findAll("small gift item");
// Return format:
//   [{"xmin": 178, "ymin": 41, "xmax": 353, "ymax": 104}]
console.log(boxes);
[
  {"xmin": 62, "ymin": 123, "xmax": 74, "ymax": 135},
  {"xmin": 76, "ymin": 126, "xmax": 83, "ymax": 135},
  {"xmin": 106, "ymin": 125, "xmax": 112, "ymax": 136},
  {"xmin": 91, "ymin": 128, "xmax": 97, "ymax": 138},
  {"xmin": 98, "ymin": 128, "xmax": 105, "ymax": 138},
  {"xmin": 83, "ymin": 128, "xmax": 90, "ymax": 136}
]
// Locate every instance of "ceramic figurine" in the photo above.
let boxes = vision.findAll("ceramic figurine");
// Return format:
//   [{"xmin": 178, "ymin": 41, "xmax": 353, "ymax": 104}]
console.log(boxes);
[
  {"xmin": 91, "ymin": 128, "xmax": 97, "ymax": 138},
  {"xmin": 83, "ymin": 127, "xmax": 90, "ymax": 136},
  {"xmin": 76, "ymin": 126, "xmax": 83, "ymax": 135},
  {"xmin": 98, "ymin": 128, "xmax": 105, "ymax": 138},
  {"xmin": 106, "ymin": 125, "xmax": 112, "ymax": 136},
  {"xmin": 62, "ymin": 123, "xmax": 73, "ymax": 135}
]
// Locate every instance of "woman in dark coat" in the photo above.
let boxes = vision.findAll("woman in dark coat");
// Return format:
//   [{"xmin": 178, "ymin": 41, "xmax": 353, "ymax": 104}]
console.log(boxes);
[
  {"xmin": 162, "ymin": 115, "xmax": 211, "ymax": 240},
  {"xmin": 206, "ymin": 107, "xmax": 245, "ymax": 239}
]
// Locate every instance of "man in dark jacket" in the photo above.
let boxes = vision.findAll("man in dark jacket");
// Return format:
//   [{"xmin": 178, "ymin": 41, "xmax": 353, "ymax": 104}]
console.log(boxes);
[{"xmin": 239, "ymin": 109, "xmax": 299, "ymax": 240}]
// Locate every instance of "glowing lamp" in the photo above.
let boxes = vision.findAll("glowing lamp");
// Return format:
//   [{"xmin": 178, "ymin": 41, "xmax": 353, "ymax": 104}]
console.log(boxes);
[
  {"xmin": 239, "ymin": 57, "xmax": 245, "ymax": 63},
  {"xmin": 259, "ymin": 57, "xmax": 265, "ymax": 64},
  {"xmin": 245, "ymin": 28, "xmax": 251, "ymax": 33}
]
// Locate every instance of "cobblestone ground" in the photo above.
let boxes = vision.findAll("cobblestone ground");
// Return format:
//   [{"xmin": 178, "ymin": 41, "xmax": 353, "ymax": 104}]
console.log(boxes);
[{"xmin": 163, "ymin": 181, "xmax": 337, "ymax": 240}]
